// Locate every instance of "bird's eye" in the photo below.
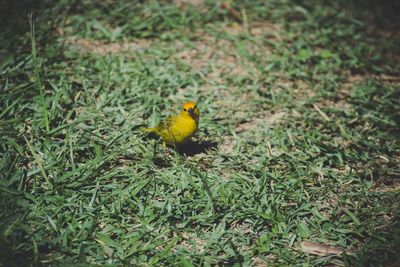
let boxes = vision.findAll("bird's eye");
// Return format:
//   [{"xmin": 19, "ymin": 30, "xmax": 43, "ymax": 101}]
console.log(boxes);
[
  {"xmin": 193, "ymin": 105, "xmax": 196, "ymax": 109},
  {"xmin": 183, "ymin": 108, "xmax": 187, "ymax": 112}
]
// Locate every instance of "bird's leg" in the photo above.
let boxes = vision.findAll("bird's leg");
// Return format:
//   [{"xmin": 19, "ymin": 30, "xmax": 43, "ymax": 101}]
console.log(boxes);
[
  {"xmin": 162, "ymin": 141, "xmax": 170, "ymax": 157},
  {"xmin": 152, "ymin": 139, "xmax": 157, "ymax": 158}
]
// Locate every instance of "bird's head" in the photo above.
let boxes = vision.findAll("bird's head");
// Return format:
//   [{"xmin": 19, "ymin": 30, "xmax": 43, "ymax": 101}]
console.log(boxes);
[{"xmin": 181, "ymin": 101, "xmax": 200, "ymax": 121}]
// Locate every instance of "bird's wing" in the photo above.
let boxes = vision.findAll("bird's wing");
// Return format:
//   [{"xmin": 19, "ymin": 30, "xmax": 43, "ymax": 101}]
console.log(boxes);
[{"xmin": 156, "ymin": 115, "xmax": 177, "ymax": 132}]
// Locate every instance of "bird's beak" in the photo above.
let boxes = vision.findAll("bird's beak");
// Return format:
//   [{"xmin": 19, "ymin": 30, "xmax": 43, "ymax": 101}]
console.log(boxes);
[{"xmin": 188, "ymin": 108, "xmax": 195, "ymax": 116}]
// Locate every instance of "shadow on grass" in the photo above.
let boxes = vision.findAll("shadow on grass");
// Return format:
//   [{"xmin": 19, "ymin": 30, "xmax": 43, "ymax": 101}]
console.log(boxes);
[
  {"xmin": 343, "ymin": 190, "xmax": 400, "ymax": 266},
  {"xmin": 143, "ymin": 131, "xmax": 218, "ymax": 157},
  {"xmin": 176, "ymin": 139, "xmax": 218, "ymax": 156}
]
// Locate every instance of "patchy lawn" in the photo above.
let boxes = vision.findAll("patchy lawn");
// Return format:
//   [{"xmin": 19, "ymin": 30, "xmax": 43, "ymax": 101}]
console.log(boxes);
[{"xmin": 1, "ymin": 0, "xmax": 399, "ymax": 266}]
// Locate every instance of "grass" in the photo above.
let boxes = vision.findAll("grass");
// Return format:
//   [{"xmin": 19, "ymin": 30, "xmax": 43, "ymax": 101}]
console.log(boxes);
[{"xmin": 1, "ymin": 0, "xmax": 400, "ymax": 266}]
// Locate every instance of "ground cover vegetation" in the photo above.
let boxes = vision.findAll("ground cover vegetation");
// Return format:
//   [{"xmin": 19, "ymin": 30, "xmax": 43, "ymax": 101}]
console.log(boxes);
[{"xmin": 1, "ymin": 0, "xmax": 399, "ymax": 265}]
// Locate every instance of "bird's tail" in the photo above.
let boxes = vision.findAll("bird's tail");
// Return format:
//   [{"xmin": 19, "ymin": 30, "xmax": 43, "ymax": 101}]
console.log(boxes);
[{"xmin": 141, "ymin": 127, "xmax": 156, "ymax": 133}]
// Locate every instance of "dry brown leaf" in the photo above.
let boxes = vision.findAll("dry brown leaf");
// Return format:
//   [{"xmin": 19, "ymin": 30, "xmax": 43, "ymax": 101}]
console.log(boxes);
[
  {"xmin": 175, "ymin": 0, "xmax": 204, "ymax": 7},
  {"xmin": 313, "ymin": 104, "xmax": 331, "ymax": 121},
  {"xmin": 301, "ymin": 241, "xmax": 355, "ymax": 256}
]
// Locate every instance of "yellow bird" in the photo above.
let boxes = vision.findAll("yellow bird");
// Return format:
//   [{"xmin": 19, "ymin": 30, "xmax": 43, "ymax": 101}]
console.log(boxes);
[{"xmin": 143, "ymin": 101, "xmax": 200, "ymax": 147}]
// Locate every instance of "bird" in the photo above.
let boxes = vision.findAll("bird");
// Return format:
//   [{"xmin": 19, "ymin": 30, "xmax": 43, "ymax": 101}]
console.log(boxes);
[{"xmin": 143, "ymin": 101, "xmax": 200, "ymax": 147}]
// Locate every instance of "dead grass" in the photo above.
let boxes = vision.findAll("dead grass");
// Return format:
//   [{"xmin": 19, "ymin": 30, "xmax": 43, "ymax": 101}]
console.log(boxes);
[
  {"xmin": 178, "ymin": 232, "xmax": 207, "ymax": 253},
  {"xmin": 219, "ymin": 136, "xmax": 236, "ymax": 154},
  {"xmin": 174, "ymin": 32, "xmax": 260, "ymax": 82},
  {"xmin": 65, "ymin": 38, "xmax": 150, "ymax": 55},
  {"xmin": 174, "ymin": 0, "xmax": 205, "ymax": 8},
  {"xmin": 236, "ymin": 110, "xmax": 286, "ymax": 133},
  {"xmin": 343, "ymin": 72, "xmax": 400, "ymax": 89},
  {"xmin": 223, "ymin": 21, "xmax": 282, "ymax": 39}
]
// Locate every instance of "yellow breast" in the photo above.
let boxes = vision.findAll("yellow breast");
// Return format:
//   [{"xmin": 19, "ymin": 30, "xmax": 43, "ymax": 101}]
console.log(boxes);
[{"xmin": 159, "ymin": 116, "xmax": 197, "ymax": 145}]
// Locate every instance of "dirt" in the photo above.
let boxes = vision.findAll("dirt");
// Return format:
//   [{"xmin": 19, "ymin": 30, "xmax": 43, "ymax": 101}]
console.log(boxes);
[
  {"xmin": 236, "ymin": 110, "xmax": 287, "ymax": 132},
  {"xmin": 219, "ymin": 136, "xmax": 236, "ymax": 154},
  {"xmin": 65, "ymin": 38, "xmax": 150, "ymax": 55},
  {"xmin": 173, "ymin": 32, "xmax": 260, "ymax": 82}
]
